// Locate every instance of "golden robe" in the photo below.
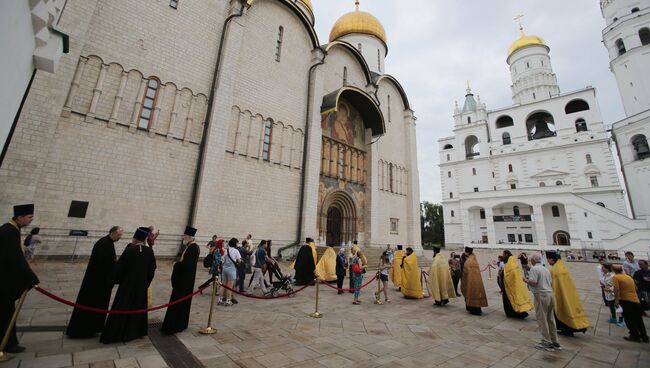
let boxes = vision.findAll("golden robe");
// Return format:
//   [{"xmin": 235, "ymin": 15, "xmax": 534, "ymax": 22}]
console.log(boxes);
[
  {"xmin": 550, "ymin": 260, "xmax": 590, "ymax": 331},
  {"xmin": 315, "ymin": 247, "xmax": 337, "ymax": 281},
  {"xmin": 390, "ymin": 249, "xmax": 405, "ymax": 287},
  {"xmin": 460, "ymin": 254, "xmax": 488, "ymax": 308},
  {"xmin": 400, "ymin": 253, "xmax": 423, "ymax": 299},
  {"xmin": 503, "ymin": 257, "xmax": 533, "ymax": 313},
  {"xmin": 426, "ymin": 253, "xmax": 456, "ymax": 302}
]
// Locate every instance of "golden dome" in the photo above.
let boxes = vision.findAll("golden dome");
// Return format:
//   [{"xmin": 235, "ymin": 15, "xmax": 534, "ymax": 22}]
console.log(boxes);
[
  {"xmin": 507, "ymin": 34, "xmax": 547, "ymax": 57},
  {"xmin": 329, "ymin": 9, "xmax": 387, "ymax": 44}
]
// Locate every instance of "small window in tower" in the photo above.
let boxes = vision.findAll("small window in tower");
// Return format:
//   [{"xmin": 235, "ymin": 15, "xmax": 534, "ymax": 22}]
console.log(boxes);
[
  {"xmin": 275, "ymin": 26, "xmax": 284, "ymax": 62},
  {"xmin": 170, "ymin": 0, "xmax": 178, "ymax": 9},
  {"xmin": 262, "ymin": 120, "xmax": 273, "ymax": 161},
  {"xmin": 639, "ymin": 28, "xmax": 650, "ymax": 46},
  {"xmin": 526, "ymin": 62, "xmax": 530, "ymax": 69},
  {"xmin": 449, "ymin": 192, "xmax": 453, "ymax": 199},
  {"xmin": 492, "ymin": 172, "xmax": 495, "ymax": 178},
  {"xmin": 539, "ymin": 182, "xmax": 546, "ymax": 187},
  {"xmin": 377, "ymin": 49, "xmax": 381, "ymax": 72},
  {"xmin": 451, "ymin": 210, "xmax": 455, "ymax": 217},
  {"xmin": 556, "ymin": 180, "xmax": 563, "ymax": 186},
  {"xmin": 575, "ymin": 119, "xmax": 588, "ymax": 132},
  {"xmin": 541, "ymin": 60, "xmax": 544, "ymax": 66},
  {"xmin": 508, "ymin": 164, "xmax": 513, "ymax": 173},
  {"xmin": 586, "ymin": 154, "xmax": 592, "ymax": 164},
  {"xmin": 597, "ymin": 202, "xmax": 606, "ymax": 208},
  {"xmin": 447, "ymin": 171, "xmax": 451, "ymax": 178},
  {"xmin": 552, "ymin": 205, "xmax": 560, "ymax": 217},
  {"xmin": 513, "ymin": 206, "xmax": 520, "ymax": 216},
  {"xmin": 532, "ymin": 92, "xmax": 536, "ymax": 100},
  {"xmin": 357, "ymin": 43, "xmax": 362, "ymax": 52},
  {"xmin": 502, "ymin": 132, "xmax": 511, "ymax": 145},
  {"xmin": 343, "ymin": 67, "xmax": 347, "ymax": 85},
  {"xmin": 587, "ymin": 231, "xmax": 593, "ymax": 239},
  {"xmin": 472, "ymin": 168, "xmax": 476, "ymax": 175},
  {"xmin": 589, "ymin": 175, "xmax": 599, "ymax": 187},
  {"xmin": 479, "ymin": 209, "xmax": 485, "ymax": 219},
  {"xmin": 474, "ymin": 187, "xmax": 479, "ymax": 192},
  {"xmin": 631, "ymin": 7, "xmax": 639, "ymax": 13},
  {"xmin": 446, "ymin": 154, "xmax": 450, "ymax": 161},
  {"xmin": 615, "ymin": 38, "xmax": 626, "ymax": 55},
  {"xmin": 510, "ymin": 183, "xmax": 517, "ymax": 189},
  {"xmin": 467, "ymin": 117, "xmax": 471, "ymax": 124}
]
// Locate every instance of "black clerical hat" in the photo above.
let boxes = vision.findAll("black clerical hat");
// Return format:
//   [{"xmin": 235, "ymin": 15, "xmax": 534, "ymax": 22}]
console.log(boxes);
[
  {"xmin": 133, "ymin": 227, "xmax": 150, "ymax": 241},
  {"xmin": 14, "ymin": 204, "xmax": 34, "ymax": 217},
  {"xmin": 433, "ymin": 246, "xmax": 441, "ymax": 253},
  {"xmin": 464, "ymin": 246, "xmax": 474, "ymax": 254},
  {"xmin": 306, "ymin": 237, "xmax": 314, "ymax": 243},
  {"xmin": 184, "ymin": 226, "xmax": 197, "ymax": 237},
  {"xmin": 545, "ymin": 251, "xmax": 559, "ymax": 260}
]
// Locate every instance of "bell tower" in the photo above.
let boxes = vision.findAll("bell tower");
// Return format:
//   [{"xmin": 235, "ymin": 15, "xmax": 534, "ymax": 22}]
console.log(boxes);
[{"xmin": 601, "ymin": 0, "xmax": 650, "ymax": 117}]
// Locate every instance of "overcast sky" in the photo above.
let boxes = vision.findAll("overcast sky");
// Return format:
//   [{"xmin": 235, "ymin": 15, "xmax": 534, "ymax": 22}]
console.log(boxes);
[{"xmin": 311, "ymin": 0, "xmax": 625, "ymax": 204}]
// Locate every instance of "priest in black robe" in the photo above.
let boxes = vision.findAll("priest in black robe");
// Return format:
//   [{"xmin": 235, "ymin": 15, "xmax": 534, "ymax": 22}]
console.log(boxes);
[
  {"xmin": 161, "ymin": 226, "xmax": 200, "ymax": 335},
  {"xmin": 292, "ymin": 240, "xmax": 316, "ymax": 286},
  {"xmin": 66, "ymin": 226, "xmax": 123, "ymax": 338},
  {"xmin": 100, "ymin": 227, "xmax": 156, "ymax": 344},
  {"xmin": 0, "ymin": 204, "xmax": 40, "ymax": 354}
]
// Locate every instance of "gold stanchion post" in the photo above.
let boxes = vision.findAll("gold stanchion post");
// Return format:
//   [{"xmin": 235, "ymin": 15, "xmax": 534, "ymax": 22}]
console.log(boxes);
[
  {"xmin": 488, "ymin": 264, "xmax": 493, "ymax": 280},
  {"xmin": 198, "ymin": 279, "xmax": 217, "ymax": 335},
  {"xmin": 309, "ymin": 278, "xmax": 322, "ymax": 318},
  {"xmin": 0, "ymin": 289, "xmax": 29, "ymax": 362}
]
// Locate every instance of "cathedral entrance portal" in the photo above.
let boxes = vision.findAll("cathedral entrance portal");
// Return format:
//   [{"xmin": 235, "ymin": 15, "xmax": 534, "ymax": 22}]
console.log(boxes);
[
  {"xmin": 321, "ymin": 191, "xmax": 358, "ymax": 246},
  {"xmin": 553, "ymin": 230, "xmax": 570, "ymax": 246}
]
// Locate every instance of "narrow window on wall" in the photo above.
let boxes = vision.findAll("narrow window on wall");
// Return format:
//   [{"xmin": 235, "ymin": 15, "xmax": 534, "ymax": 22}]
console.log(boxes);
[
  {"xmin": 526, "ymin": 62, "xmax": 530, "ymax": 69},
  {"xmin": 138, "ymin": 78, "xmax": 160, "ymax": 130},
  {"xmin": 473, "ymin": 187, "xmax": 479, "ymax": 192},
  {"xmin": 170, "ymin": 0, "xmax": 178, "ymax": 9},
  {"xmin": 510, "ymin": 183, "xmax": 517, "ymax": 189},
  {"xmin": 508, "ymin": 164, "xmax": 513, "ymax": 172},
  {"xmin": 262, "ymin": 120, "xmax": 273, "ymax": 161},
  {"xmin": 357, "ymin": 43, "xmax": 362, "ymax": 52},
  {"xmin": 479, "ymin": 209, "xmax": 485, "ymax": 219},
  {"xmin": 587, "ymin": 231, "xmax": 593, "ymax": 239},
  {"xmin": 387, "ymin": 95, "xmax": 391, "ymax": 122},
  {"xmin": 472, "ymin": 168, "xmax": 476, "ymax": 175},
  {"xmin": 586, "ymin": 154, "xmax": 592, "ymax": 164},
  {"xmin": 589, "ymin": 175, "xmax": 599, "ymax": 187},
  {"xmin": 446, "ymin": 154, "xmax": 450, "ymax": 161},
  {"xmin": 389, "ymin": 164, "xmax": 394, "ymax": 192},
  {"xmin": 467, "ymin": 117, "xmax": 471, "ymax": 124},
  {"xmin": 377, "ymin": 49, "xmax": 381, "ymax": 72},
  {"xmin": 343, "ymin": 67, "xmax": 348, "ymax": 85},
  {"xmin": 449, "ymin": 192, "xmax": 453, "ymax": 199},
  {"xmin": 552, "ymin": 206, "xmax": 560, "ymax": 217},
  {"xmin": 447, "ymin": 171, "xmax": 451, "ymax": 178},
  {"xmin": 513, "ymin": 206, "xmax": 520, "ymax": 216},
  {"xmin": 541, "ymin": 60, "xmax": 544, "ymax": 66},
  {"xmin": 450, "ymin": 210, "xmax": 455, "ymax": 217},
  {"xmin": 390, "ymin": 218, "xmax": 399, "ymax": 234},
  {"xmin": 532, "ymin": 92, "xmax": 536, "ymax": 100},
  {"xmin": 275, "ymin": 26, "xmax": 284, "ymax": 62},
  {"xmin": 339, "ymin": 148, "xmax": 345, "ymax": 179}
]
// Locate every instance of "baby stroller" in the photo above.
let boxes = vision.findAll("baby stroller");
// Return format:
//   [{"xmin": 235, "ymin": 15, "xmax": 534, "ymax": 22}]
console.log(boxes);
[{"xmin": 266, "ymin": 263, "xmax": 294, "ymax": 297}]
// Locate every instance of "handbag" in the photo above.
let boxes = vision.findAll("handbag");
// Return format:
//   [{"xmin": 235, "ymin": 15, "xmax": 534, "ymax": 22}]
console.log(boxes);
[
  {"xmin": 351, "ymin": 262, "xmax": 363, "ymax": 275},
  {"xmin": 203, "ymin": 252, "xmax": 214, "ymax": 268}
]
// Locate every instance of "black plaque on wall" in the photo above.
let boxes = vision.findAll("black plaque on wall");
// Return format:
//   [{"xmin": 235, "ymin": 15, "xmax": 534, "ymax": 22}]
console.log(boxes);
[{"xmin": 68, "ymin": 200, "xmax": 89, "ymax": 218}]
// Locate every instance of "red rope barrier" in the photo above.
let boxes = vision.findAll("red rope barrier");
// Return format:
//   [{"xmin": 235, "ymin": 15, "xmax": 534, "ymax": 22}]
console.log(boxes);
[
  {"xmin": 34, "ymin": 283, "xmax": 213, "ymax": 315},
  {"xmin": 320, "ymin": 275, "xmax": 378, "ymax": 292},
  {"xmin": 218, "ymin": 280, "xmax": 314, "ymax": 299}
]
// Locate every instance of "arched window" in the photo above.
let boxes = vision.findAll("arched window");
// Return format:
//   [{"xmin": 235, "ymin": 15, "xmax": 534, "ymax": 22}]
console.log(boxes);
[
  {"xmin": 138, "ymin": 78, "xmax": 160, "ymax": 130},
  {"xmin": 565, "ymin": 99, "xmax": 590, "ymax": 114},
  {"xmin": 631, "ymin": 7, "xmax": 640, "ymax": 13},
  {"xmin": 586, "ymin": 154, "xmax": 592, "ymax": 164},
  {"xmin": 597, "ymin": 202, "xmax": 606, "ymax": 208},
  {"xmin": 615, "ymin": 38, "xmax": 626, "ymax": 55},
  {"xmin": 449, "ymin": 192, "xmax": 453, "ymax": 199},
  {"xmin": 496, "ymin": 115, "xmax": 514, "ymax": 128},
  {"xmin": 539, "ymin": 182, "xmax": 546, "ymax": 187},
  {"xmin": 451, "ymin": 210, "xmax": 455, "ymax": 217},
  {"xmin": 526, "ymin": 111, "xmax": 556, "ymax": 140},
  {"xmin": 443, "ymin": 144, "xmax": 454, "ymax": 150},
  {"xmin": 343, "ymin": 67, "xmax": 347, "ymax": 85},
  {"xmin": 502, "ymin": 132, "xmax": 511, "ymax": 145},
  {"xmin": 639, "ymin": 28, "xmax": 650, "ymax": 46},
  {"xmin": 508, "ymin": 164, "xmax": 513, "ymax": 173},
  {"xmin": 556, "ymin": 180, "xmax": 563, "ymax": 186},
  {"xmin": 275, "ymin": 26, "xmax": 284, "ymax": 62},
  {"xmin": 447, "ymin": 171, "xmax": 451, "ymax": 178},
  {"xmin": 472, "ymin": 168, "xmax": 476, "ymax": 175},
  {"xmin": 465, "ymin": 135, "xmax": 480, "ymax": 159},
  {"xmin": 631, "ymin": 134, "xmax": 650, "ymax": 160},
  {"xmin": 575, "ymin": 118, "xmax": 588, "ymax": 132},
  {"xmin": 262, "ymin": 120, "xmax": 273, "ymax": 161},
  {"xmin": 513, "ymin": 206, "xmax": 520, "ymax": 216},
  {"xmin": 552, "ymin": 206, "xmax": 560, "ymax": 217}
]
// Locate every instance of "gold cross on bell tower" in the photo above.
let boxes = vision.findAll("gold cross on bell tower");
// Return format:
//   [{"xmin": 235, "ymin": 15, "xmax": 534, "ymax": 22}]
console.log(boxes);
[
  {"xmin": 355, "ymin": 0, "xmax": 360, "ymax": 11},
  {"xmin": 514, "ymin": 14, "xmax": 525, "ymax": 35}
]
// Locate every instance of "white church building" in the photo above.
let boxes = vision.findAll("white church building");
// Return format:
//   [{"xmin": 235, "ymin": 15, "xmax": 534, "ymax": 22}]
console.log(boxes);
[{"xmin": 439, "ymin": 8, "xmax": 650, "ymax": 253}]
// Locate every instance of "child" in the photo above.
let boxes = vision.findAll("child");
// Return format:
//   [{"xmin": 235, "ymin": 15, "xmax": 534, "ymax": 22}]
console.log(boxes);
[
  {"xmin": 375, "ymin": 251, "xmax": 392, "ymax": 303},
  {"xmin": 602, "ymin": 263, "xmax": 625, "ymax": 326},
  {"xmin": 24, "ymin": 227, "xmax": 42, "ymax": 262}
]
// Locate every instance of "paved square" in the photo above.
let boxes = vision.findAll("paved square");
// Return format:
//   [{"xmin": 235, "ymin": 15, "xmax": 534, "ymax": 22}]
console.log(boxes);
[{"xmin": 1, "ymin": 250, "xmax": 648, "ymax": 368}]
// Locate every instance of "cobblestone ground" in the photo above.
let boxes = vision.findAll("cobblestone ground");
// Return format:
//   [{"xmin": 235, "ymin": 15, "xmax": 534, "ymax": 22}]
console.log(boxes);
[{"xmin": 1, "ymin": 250, "xmax": 648, "ymax": 368}]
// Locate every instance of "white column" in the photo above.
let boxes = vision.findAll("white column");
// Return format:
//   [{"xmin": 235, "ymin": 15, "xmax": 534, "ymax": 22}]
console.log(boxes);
[
  {"xmin": 62, "ymin": 56, "xmax": 87, "ymax": 117},
  {"xmin": 108, "ymin": 71, "xmax": 128, "ymax": 128},
  {"xmin": 404, "ymin": 109, "xmax": 422, "ymax": 249},
  {"xmin": 167, "ymin": 89, "xmax": 182, "ymax": 139},
  {"xmin": 86, "ymin": 64, "xmax": 108, "ymax": 122},
  {"xmin": 533, "ymin": 204, "xmax": 548, "ymax": 247},
  {"xmin": 485, "ymin": 207, "xmax": 496, "ymax": 245},
  {"xmin": 183, "ymin": 96, "xmax": 195, "ymax": 144},
  {"xmin": 129, "ymin": 78, "xmax": 148, "ymax": 131}
]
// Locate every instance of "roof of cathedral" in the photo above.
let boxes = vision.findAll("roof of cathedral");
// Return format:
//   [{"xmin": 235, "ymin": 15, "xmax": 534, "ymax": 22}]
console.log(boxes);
[
  {"xmin": 508, "ymin": 33, "xmax": 547, "ymax": 57},
  {"xmin": 329, "ymin": 3, "xmax": 387, "ymax": 44}
]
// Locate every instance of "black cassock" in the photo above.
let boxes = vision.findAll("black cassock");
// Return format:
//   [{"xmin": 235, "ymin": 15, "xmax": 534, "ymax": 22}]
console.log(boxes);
[
  {"xmin": 100, "ymin": 243, "xmax": 156, "ymax": 344},
  {"xmin": 161, "ymin": 242, "xmax": 199, "ymax": 335},
  {"xmin": 66, "ymin": 235, "xmax": 116, "ymax": 338},
  {"xmin": 293, "ymin": 245, "xmax": 316, "ymax": 286},
  {"xmin": 0, "ymin": 222, "xmax": 40, "ymax": 348}
]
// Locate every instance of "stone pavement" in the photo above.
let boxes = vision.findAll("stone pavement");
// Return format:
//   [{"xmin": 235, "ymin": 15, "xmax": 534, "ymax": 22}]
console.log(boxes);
[{"xmin": 1, "ymin": 250, "xmax": 648, "ymax": 368}]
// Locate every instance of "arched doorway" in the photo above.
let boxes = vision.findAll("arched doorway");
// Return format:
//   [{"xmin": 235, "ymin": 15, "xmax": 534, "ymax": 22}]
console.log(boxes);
[
  {"xmin": 320, "ymin": 190, "xmax": 358, "ymax": 246},
  {"xmin": 326, "ymin": 207, "xmax": 342, "ymax": 247},
  {"xmin": 553, "ymin": 230, "xmax": 570, "ymax": 246}
]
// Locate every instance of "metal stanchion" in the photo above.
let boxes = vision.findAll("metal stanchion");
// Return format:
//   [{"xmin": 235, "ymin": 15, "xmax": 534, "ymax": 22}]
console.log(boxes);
[
  {"xmin": 309, "ymin": 278, "xmax": 322, "ymax": 318},
  {"xmin": 198, "ymin": 279, "xmax": 217, "ymax": 335},
  {"xmin": 0, "ymin": 289, "xmax": 29, "ymax": 362},
  {"xmin": 488, "ymin": 264, "xmax": 493, "ymax": 280},
  {"xmin": 374, "ymin": 272, "xmax": 384, "ymax": 305}
]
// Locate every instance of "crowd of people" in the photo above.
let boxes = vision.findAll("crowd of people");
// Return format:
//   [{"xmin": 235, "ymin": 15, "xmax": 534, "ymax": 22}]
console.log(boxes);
[{"xmin": 1, "ymin": 203, "xmax": 649, "ymax": 356}]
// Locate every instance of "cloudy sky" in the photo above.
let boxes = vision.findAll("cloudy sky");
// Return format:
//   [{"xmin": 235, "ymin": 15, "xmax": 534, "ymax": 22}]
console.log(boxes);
[{"xmin": 311, "ymin": 0, "xmax": 625, "ymax": 204}]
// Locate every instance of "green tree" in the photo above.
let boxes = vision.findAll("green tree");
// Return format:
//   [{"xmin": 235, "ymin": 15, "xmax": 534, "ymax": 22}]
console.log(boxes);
[{"xmin": 421, "ymin": 201, "xmax": 444, "ymax": 247}]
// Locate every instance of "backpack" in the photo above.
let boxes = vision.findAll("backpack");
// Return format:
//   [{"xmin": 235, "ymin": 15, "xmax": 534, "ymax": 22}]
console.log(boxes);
[
  {"xmin": 24, "ymin": 234, "xmax": 33, "ymax": 247},
  {"xmin": 203, "ymin": 251, "xmax": 214, "ymax": 268}
]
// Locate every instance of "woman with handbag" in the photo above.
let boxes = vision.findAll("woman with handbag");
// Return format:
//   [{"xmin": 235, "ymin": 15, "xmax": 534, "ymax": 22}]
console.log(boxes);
[{"xmin": 350, "ymin": 247, "xmax": 366, "ymax": 305}]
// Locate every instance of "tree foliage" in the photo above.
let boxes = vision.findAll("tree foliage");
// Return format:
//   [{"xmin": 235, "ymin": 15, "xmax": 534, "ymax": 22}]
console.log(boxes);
[{"xmin": 420, "ymin": 201, "xmax": 444, "ymax": 247}]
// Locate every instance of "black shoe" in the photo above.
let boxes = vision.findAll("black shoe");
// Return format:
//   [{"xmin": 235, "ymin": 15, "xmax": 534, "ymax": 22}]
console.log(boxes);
[
  {"xmin": 5, "ymin": 345, "xmax": 26, "ymax": 353},
  {"xmin": 231, "ymin": 298, "xmax": 238, "ymax": 304},
  {"xmin": 624, "ymin": 336, "xmax": 641, "ymax": 342},
  {"xmin": 337, "ymin": 291, "xmax": 344, "ymax": 295}
]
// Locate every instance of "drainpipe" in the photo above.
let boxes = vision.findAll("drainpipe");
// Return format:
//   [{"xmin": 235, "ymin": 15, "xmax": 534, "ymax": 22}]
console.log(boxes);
[
  {"xmin": 610, "ymin": 128, "xmax": 636, "ymax": 219},
  {"xmin": 296, "ymin": 50, "xmax": 326, "ymax": 244},
  {"xmin": 188, "ymin": 1, "xmax": 247, "ymax": 226}
]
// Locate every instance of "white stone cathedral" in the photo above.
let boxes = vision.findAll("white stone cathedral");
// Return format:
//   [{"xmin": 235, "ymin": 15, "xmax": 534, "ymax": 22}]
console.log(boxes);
[
  {"xmin": 439, "ymin": 6, "xmax": 650, "ymax": 253},
  {"xmin": 0, "ymin": 0, "xmax": 421, "ymax": 256}
]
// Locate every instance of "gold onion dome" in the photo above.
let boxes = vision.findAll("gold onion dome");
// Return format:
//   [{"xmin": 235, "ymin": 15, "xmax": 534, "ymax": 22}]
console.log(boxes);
[
  {"xmin": 329, "ymin": 3, "xmax": 387, "ymax": 44},
  {"xmin": 507, "ymin": 15, "xmax": 546, "ymax": 58},
  {"xmin": 298, "ymin": 0, "xmax": 313, "ymax": 13}
]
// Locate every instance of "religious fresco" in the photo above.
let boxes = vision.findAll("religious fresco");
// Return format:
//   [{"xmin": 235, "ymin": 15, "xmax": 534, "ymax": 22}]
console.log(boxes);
[
  {"xmin": 321, "ymin": 99, "xmax": 366, "ymax": 150},
  {"xmin": 317, "ymin": 176, "xmax": 366, "ymax": 237}
]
